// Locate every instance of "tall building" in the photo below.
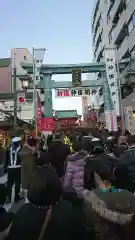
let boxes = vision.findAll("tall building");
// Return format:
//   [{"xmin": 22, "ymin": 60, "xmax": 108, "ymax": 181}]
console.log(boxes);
[
  {"xmin": 92, "ymin": 0, "xmax": 135, "ymax": 129},
  {"xmin": 92, "ymin": 0, "xmax": 135, "ymax": 62}
]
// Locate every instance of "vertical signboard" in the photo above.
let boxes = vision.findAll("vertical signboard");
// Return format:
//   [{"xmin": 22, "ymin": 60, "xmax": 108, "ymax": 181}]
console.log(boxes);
[
  {"xmin": 105, "ymin": 110, "xmax": 117, "ymax": 132},
  {"xmin": 104, "ymin": 46, "xmax": 120, "ymax": 116},
  {"xmin": 34, "ymin": 48, "xmax": 46, "ymax": 86},
  {"xmin": 72, "ymin": 69, "xmax": 82, "ymax": 85}
]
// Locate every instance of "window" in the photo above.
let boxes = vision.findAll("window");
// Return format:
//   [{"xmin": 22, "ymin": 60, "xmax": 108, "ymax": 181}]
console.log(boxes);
[
  {"xmin": 128, "ymin": 19, "xmax": 133, "ymax": 34},
  {"xmin": 133, "ymin": 12, "xmax": 135, "ymax": 25},
  {"xmin": 130, "ymin": 46, "xmax": 135, "ymax": 58},
  {"xmin": 24, "ymin": 56, "xmax": 26, "ymax": 60},
  {"xmin": 40, "ymin": 89, "xmax": 44, "ymax": 94},
  {"xmin": 125, "ymin": 0, "xmax": 130, "ymax": 5},
  {"xmin": 128, "ymin": 12, "xmax": 135, "ymax": 34}
]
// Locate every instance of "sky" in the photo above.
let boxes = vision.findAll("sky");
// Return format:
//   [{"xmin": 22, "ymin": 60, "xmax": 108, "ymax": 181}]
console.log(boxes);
[{"xmin": 0, "ymin": 0, "xmax": 94, "ymax": 115}]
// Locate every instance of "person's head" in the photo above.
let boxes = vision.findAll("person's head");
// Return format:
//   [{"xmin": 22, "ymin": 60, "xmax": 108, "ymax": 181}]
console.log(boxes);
[
  {"xmin": 118, "ymin": 136, "xmax": 127, "ymax": 146},
  {"xmin": 114, "ymin": 162, "xmax": 135, "ymax": 192},
  {"xmin": 114, "ymin": 145, "xmax": 128, "ymax": 158},
  {"xmin": 27, "ymin": 136, "xmax": 38, "ymax": 148},
  {"xmin": 0, "ymin": 184, "xmax": 7, "ymax": 206},
  {"xmin": 47, "ymin": 134, "xmax": 53, "ymax": 147},
  {"xmin": 27, "ymin": 166, "xmax": 62, "ymax": 207},
  {"xmin": 82, "ymin": 136, "xmax": 93, "ymax": 153},
  {"xmin": 91, "ymin": 138, "xmax": 104, "ymax": 155},
  {"xmin": 12, "ymin": 137, "xmax": 21, "ymax": 147},
  {"xmin": 37, "ymin": 151, "xmax": 51, "ymax": 167},
  {"xmin": 72, "ymin": 139, "xmax": 82, "ymax": 152},
  {"xmin": 127, "ymin": 135, "xmax": 135, "ymax": 147},
  {"xmin": 91, "ymin": 155, "xmax": 116, "ymax": 190},
  {"xmin": 54, "ymin": 132, "xmax": 61, "ymax": 140}
]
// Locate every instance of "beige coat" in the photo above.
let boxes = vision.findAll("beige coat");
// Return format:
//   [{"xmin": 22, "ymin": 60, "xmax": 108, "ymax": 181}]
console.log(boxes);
[{"xmin": 20, "ymin": 144, "xmax": 37, "ymax": 190}]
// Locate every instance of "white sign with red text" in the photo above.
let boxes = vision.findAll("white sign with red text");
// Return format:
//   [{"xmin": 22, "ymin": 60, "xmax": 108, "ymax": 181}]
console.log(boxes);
[{"xmin": 55, "ymin": 88, "xmax": 97, "ymax": 97}]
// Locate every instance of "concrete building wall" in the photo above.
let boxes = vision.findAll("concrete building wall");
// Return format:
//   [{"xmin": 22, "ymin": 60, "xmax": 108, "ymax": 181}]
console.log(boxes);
[
  {"xmin": 0, "ymin": 66, "xmax": 11, "ymax": 92},
  {"xmin": 10, "ymin": 48, "xmax": 34, "ymax": 122},
  {"xmin": 92, "ymin": 0, "xmax": 135, "ymax": 61},
  {"xmin": 121, "ymin": 89, "xmax": 135, "ymax": 134},
  {"xmin": 92, "ymin": 0, "xmax": 135, "ymax": 132},
  {"xmin": 11, "ymin": 48, "xmax": 33, "ymax": 91}
]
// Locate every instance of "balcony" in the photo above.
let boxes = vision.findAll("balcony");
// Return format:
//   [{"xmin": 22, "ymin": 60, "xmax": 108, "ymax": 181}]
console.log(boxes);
[
  {"xmin": 92, "ymin": 0, "xmax": 100, "ymax": 27},
  {"xmin": 93, "ymin": 10, "xmax": 101, "ymax": 33},
  {"xmin": 128, "ymin": 27, "xmax": 135, "ymax": 52},
  {"xmin": 110, "ymin": 0, "xmax": 123, "ymax": 23},
  {"xmin": 111, "ymin": 10, "xmax": 127, "ymax": 44},
  {"xmin": 95, "ymin": 42, "xmax": 103, "ymax": 61},
  {"xmin": 93, "ymin": 26, "xmax": 103, "ymax": 50},
  {"xmin": 116, "ymin": 36, "xmax": 128, "ymax": 60}
]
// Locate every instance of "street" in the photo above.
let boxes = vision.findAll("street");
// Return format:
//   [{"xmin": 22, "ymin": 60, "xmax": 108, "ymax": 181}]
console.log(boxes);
[{"xmin": 0, "ymin": 174, "xmax": 25, "ymax": 213}]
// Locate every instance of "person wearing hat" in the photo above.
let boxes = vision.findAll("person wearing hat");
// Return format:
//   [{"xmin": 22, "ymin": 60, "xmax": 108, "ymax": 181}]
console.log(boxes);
[{"xmin": 5, "ymin": 136, "xmax": 22, "ymax": 203}]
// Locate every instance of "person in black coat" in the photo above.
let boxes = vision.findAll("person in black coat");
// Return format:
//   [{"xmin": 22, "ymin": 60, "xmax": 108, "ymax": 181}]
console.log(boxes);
[
  {"xmin": 5, "ymin": 137, "xmax": 22, "ymax": 203},
  {"xmin": 0, "ymin": 184, "xmax": 14, "ymax": 240},
  {"xmin": 48, "ymin": 139, "xmax": 71, "ymax": 178},
  {"xmin": 6, "ymin": 166, "xmax": 86, "ymax": 240}
]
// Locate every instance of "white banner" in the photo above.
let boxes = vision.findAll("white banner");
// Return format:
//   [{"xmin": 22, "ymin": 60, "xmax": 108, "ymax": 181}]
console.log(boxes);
[
  {"xmin": 55, "ymin": 88, "xmax": 97, "ymax": 98},
  {"xmin": 104, "ymin": 46, "xmax": 120, "ymax": 115},
  {"xmin": 105, "ymin": 110, "xmax": 118, "ymax": 132},
  {"xmin": 33, "ymin": 48, "xmax": 46, "ymax": 67},
  {"xmin": 33, "ymin": 48, "xmax": 46, "ymax": 85}
]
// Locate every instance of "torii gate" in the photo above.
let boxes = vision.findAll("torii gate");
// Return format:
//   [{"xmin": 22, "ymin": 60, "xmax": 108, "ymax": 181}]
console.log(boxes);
[{"xmin": 21, "ymin": 60, "xmax": 128, "ymax": 131}]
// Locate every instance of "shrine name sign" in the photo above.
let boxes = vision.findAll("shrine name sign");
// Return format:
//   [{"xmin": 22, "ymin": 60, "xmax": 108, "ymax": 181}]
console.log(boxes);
[{"xmin": 55, "ymin": 88, "xmax": 97, "ymax": 97}]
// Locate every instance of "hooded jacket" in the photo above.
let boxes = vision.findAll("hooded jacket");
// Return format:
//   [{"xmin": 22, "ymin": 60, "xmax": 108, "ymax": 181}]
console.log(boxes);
[
  {"xmin": 63, "ymin": 152, "xmax": 86, "ymax": 196},
  {"xmin": 83, "ymin": 188, "xmax": 135, "ymax": 240}
]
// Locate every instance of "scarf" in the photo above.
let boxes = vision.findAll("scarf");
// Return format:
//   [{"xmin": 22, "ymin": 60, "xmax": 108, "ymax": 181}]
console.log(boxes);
[{"xmin": 10, "ymin": 146, "xmax": 20, "ymax": 166}]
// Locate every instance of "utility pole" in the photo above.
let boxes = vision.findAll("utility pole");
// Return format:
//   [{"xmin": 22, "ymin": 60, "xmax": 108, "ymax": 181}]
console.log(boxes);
[
  {"xmin": 32, "ymin": 48, "xmax": 38, "ymax": 137},
  {"xmin": 13, "ymin": 52, "xmax": 17, "ymax": 134},
  {"xmin": 32, "ymin": 47, "xmax": 46, "ymax": 138}
]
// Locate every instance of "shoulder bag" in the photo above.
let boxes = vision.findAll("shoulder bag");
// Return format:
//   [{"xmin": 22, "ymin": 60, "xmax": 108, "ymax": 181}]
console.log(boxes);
[{"xmin": 38, "ymin": 207, "xmax": 52, "ymax": 240}]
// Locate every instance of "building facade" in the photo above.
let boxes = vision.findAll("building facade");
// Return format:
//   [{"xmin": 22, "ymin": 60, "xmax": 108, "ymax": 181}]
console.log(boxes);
[
  {"xmin": 92, "ymin": 0, "xmax": 135, "ymax": 131},
  {"xmin": 0, "ymin": 49, "xmax": 35, "ymax": 123},
  {"xmin": 0, "ymin": 58, "xmax": 11, "ymax": 92},
  {"xmin": 92, "ymin": 0, "xmax": 135, "ymax": 62}
]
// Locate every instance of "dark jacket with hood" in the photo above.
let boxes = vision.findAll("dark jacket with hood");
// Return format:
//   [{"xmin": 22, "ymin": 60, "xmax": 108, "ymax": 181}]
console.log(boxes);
[
  {"xmin": 48, "ymin": 140, "xmax": 71, "ymax": 178},
  {"xmin": 120, "ymin": 147, "xmax": 135, "ymax": 165},
  {"xmin": 6, "ymin": 166, "xmax": 86, "ymax": 240},
  {"xmin": 83, "ymin": 188, "xmax": 135, "ymax": 240}
]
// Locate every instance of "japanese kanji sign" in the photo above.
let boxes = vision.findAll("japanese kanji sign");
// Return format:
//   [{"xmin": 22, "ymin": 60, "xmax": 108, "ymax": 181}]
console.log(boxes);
[
  {"xmin": 72, "ymin": 68, "xmax": 81, "ymax": 85},
  {"xmin": 104, "ymin": 46, "xmax": 120, "ymax": 116},
  {"xmin": 55, "ymin": 88, "xmax": 97, "ymax": 97}
]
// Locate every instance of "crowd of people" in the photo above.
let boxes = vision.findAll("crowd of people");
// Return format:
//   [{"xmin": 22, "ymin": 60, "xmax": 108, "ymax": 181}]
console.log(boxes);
[{"xmin": 0, "ymin": 130, "xmax": 135, "ymax": 240}]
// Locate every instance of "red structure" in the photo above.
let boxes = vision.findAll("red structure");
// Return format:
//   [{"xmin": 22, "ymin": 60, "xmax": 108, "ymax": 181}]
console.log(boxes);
[{"xmin": 53, "ymin": 110, "xmax": 81, "ymax": 130}]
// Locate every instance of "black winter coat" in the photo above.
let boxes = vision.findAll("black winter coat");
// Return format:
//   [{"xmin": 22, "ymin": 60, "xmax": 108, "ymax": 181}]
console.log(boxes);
[{"xmin": 6, "ymin": 200, "xmax": 86, "ymax": 240}]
